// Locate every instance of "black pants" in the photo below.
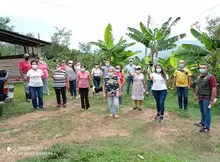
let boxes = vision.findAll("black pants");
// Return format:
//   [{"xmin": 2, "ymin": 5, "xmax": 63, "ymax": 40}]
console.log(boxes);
[
  {"xmin": 79, "ymin": 88, "xmax": 90, "ymax": 109},
  {"xmin": 54, "ymin": 87, "xmax": 67, "ymax": 105}
]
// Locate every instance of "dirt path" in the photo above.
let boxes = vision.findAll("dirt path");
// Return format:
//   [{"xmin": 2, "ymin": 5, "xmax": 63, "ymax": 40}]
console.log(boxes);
[{"xmin": 1, "ymin": 99, "xmax": 216, "ymax": 162}]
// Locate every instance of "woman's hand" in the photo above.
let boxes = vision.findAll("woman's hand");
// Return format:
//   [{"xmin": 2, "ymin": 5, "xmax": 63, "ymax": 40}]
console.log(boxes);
[{"xmin": 103, "ymin": 94, "xmax": 107, "ymax": 100}]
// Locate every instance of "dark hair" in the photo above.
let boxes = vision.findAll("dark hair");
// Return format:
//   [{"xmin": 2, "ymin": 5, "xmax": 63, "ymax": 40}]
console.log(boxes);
[
  {"xmin": 80, "ymin": 65, "xmax": 86, "ymax": 69},
  {"xmin": 200, "ymin": 64, "xmax": 208, "ymax": 68},
  {"xmin": 31, "ymin": 60, "xmax": 38, "ymax": 65},
  {"xmin": 154, "ymin": 64, "xmax": 167, "ymax": 80}
]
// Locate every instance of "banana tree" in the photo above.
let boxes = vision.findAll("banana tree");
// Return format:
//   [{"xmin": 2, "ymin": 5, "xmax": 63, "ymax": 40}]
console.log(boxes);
[
  {"xmin": 127, "ymin": 17, "xmax": 186, "ymax": 62},
  {"xmin": 90, "ymin": 24, "xmax": 138, "ymax": 66},
  {"xmin": 176, "ymin": 27, "xmax": 220, "ymax": 75}
]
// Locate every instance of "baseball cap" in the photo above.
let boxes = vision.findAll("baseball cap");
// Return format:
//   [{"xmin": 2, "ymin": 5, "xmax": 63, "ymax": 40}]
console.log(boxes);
[
  {"xmin": 136, "ymin": 66, "xmax": 141, "ymax": 69},
  {"xmin": 129, "ymin": 59, "xmax": 133, "ymax": 62},
  {"xmin": 24, "ymin": 53, "xmax": 29, "ymax": 57}
]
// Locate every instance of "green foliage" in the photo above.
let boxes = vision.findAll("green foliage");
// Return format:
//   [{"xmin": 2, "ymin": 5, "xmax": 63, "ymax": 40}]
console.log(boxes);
[
  {"xmin": 127, "ymin": 17, "xmax": 186, "ymax": 61},
  {"xmin": 0, "ymin": 17, "xmax": 14, "ymax": 31},
  {"xmin": 78, "ymin": 42, "xmax": 92, "ymax": 54},
  {"xmin": 90, "ymin": 23, "xmax": 138, "ymax": 66}
]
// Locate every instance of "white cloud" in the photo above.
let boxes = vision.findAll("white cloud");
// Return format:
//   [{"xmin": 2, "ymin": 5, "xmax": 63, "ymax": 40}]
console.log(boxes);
[{"xmin": 0, "ymin": 0, "xmax": 219, "ymax": 48}]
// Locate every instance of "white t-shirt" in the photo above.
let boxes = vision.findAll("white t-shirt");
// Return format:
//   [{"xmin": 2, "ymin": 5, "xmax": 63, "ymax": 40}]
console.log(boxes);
[
  {"xmin": 27, "ymin": 69, "xmax": 44, "ymax": 87},
  {"xmin": 151, "ymin": 73, "xmax": 169, "ymax": 91},
  {"xmin": 91, "ymin": 68, "xmax": 103, "ymax": 77}
]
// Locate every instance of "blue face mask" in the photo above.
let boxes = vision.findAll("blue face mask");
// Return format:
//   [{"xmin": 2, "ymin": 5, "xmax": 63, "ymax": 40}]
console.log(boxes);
[
  {"xmin": 179, "ymin": 64, "xmax": 184, "ymax": 68},
  {"xmin": 199, "ymin": 69, "xmax": 206, "ymax": 74},
  {"xmin": 156, "ymin": 68, "xmax": 161, "ymax": 73}
]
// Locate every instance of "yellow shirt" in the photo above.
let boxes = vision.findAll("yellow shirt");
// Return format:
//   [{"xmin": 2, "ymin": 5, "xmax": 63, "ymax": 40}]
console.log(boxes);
[{"xmin": 174, "ymin": 68, "xmax": 192, "ymax": 87}]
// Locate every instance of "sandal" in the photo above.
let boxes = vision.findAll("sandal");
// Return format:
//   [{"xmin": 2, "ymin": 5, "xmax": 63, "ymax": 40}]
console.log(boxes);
[{"xmin": 133, "ymin": 107, "xmax": 138, "ymax": 110}]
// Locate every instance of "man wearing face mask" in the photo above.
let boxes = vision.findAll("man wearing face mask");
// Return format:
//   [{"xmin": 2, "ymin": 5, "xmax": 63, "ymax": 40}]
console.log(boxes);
[
  {"xmin": 144, "ymin": 60, "xmax": 155, "ymax": 96},
  {"xmin": 173, "ymin": 60, "xmax": 192, "ymax": 110},
  {"xmin": 19, "ymin": 54, "xmax": 32, "ymax": 102},
  {"xmin": 101, "ymin": 60, "xmax": 114, "ymax": 78},
  {"xmin": 124, "ymin": 59, "xmax": 136, "ymax": 95},
  {"xmin": 194, "ymin": 64, "xmax": 217, "ymax": 133}
]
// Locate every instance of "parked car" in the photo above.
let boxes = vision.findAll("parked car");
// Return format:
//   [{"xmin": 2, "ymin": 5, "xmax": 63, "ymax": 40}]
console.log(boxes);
[{"xmin": 0, "ymin": 70, "xmax": 14, "ymax": 104}]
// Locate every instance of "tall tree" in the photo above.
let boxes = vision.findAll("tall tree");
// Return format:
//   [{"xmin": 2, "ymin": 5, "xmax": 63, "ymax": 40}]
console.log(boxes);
[
  {"xmin": 0, "ymin": 17, "xmax": 14, "ymax": 31},
  {"xmin": 78, "ymin": 42, "xmax": 92, "ymax": 54},
  {"xmin": 205, "ymin": 16, "xmax": 220, "ymax": 38},
  {"xmin": 51, "ymin": 27, "xmax": 72, "ymax": 46},
  {"xmin": 90, "ymin": 23, "xmax": 138, "ymax": 66},
  {"xmin": 43, "ymin": 27, "xmax": 72, "ymax": 60},
  {"xmin": 127, "ymin": 17, "xmax": 186, "ymax": 62}
]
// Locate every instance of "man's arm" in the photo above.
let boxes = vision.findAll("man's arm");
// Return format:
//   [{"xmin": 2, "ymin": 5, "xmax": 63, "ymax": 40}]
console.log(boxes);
[
  {"xmin": 209, "ymin": 76, "xmax": 217, "ymax": 102},
  {"xmin": 188, "ymin": 76, "xmax": 192, "ymax": 88}
]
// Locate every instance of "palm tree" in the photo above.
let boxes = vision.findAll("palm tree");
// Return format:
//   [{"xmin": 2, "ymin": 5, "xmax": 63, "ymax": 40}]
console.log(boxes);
[
  {"xmin": 127, "ymin": 17, "xmax": 186, "ymax": 62},
  {"xmin": 90, "ymin": 24, "xmax": 139, "ymax": 66}
]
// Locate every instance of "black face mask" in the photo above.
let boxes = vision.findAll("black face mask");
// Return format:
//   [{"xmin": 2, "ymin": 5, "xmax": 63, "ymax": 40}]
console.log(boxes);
[
  {"xmin": 25, "ymin": 57, "xmax": 29, "ymax": 61},
  {"xmin": 150, "ymin": 64, "xmax": 153, "ymax": 66}
]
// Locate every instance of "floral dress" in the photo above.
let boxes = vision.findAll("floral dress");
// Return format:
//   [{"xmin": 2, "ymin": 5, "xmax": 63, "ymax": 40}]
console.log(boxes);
[
  {"xmin": 132, "ymin": 73, "xmax": 145, "ymax": 100},
  {"xmin": 104, "ymin": 76, "xmax": 119, "ymax": 96}
]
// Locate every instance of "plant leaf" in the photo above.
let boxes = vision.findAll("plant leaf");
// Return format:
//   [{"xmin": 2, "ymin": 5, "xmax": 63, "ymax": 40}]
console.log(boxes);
[{"xmin": 104, "ymin": 23, "xmax": 114, "ymax": 49}]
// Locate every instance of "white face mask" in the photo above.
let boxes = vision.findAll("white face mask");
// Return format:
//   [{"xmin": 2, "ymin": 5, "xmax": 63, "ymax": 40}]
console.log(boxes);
[
  {"xmin": 95, "ymin": 65, "xmax": 99, "ymax": 68},
  {"xmin": 32, "ymin": 65, "xmax": 38, "ymax": 69},
  {"xmin": 81, "ymin": 68, "xmax": 85, "ymax": 72},
  {"xmin": 39, "ymin": 60, "xmax": 43, "ymax": 64},
  {"xmin": 57, "ymin": 67, "xmax": 61, "ymax": 70}
]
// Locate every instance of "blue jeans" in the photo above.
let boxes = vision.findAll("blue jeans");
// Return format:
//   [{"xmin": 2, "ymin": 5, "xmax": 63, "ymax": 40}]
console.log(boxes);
[
  {"xmin": 126, "ymin": 76, "xmax": 133, "ymax": 94},
  {"xmin": 69, "ymin": 80, "xmax": 76, "ymax": 97},
  {"xmin": 42, "ymin": 78, "xmax": 50, "ymax": 95},
  {"xmin": 152, "ymin": 90, "xmax": 167, "ymax": 116},
  {"xmin": 147, "ymin": 80, "xmax": 153, "ymax": 93},
  {"xmin": 199, "ymin": 99, "xmax": 211, "ymax": 129},
  {"xmin": 177, "ymin": 87, "xmax": 188, "ymax": 109},
  {"xmin": 29, "ymin": 86, "xmax": 44, "ymax": 109},
  {"xmin": 119, "ymin": 86, "xmax": 123, "ymax": 105},
  {"xmin": 93, "ymin": 76, "xmax": 101, "ymax": 87},
  {"xmin": 107, "ymin": 96, "xmax": 119, "ymax": 115}
]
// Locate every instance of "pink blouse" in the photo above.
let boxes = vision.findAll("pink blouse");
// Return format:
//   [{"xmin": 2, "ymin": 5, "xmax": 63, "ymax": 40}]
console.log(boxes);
[
  {"xmin": 38, "ymin": 63, "xmax": 49, "ymax": 78},
  {"xmin": 77, "ymin": 71, "xmax": 90, "ymax": 88}
]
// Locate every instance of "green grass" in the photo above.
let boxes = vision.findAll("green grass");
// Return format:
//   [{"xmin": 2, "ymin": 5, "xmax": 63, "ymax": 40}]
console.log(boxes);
[{"xmin": 1, "ymin": 83, "xmax": 220, "ymax": 162}]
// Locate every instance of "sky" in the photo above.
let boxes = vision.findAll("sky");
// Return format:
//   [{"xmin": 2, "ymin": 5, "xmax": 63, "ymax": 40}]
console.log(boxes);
[{"xmin": 0, "ymin": 0, "xmax": 220, "ymax": 50}]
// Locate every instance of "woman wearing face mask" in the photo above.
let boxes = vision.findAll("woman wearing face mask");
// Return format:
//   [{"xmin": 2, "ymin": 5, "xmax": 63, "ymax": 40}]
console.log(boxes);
[
  {"xmin": 53, "ymin": 63, "xmax": 68, "ymax": 108},
  {"xmin": 76, "ymin": 65, "xmax": 91, "ymax": 110},
  {"xmin": 38, "ymin": 57, "xmax": 50, "ymax": 96},
  {"xmin": 103, "ymin": 68, "xmax": 121, "ymax": 118},
  {"xmin": 129, "ymin": 66, "xmax": 146, "ymax": 110},
  {"xmin": 91, "ymin": 63, "xmax": 103, "ymax": 88},
  {"xmin": 26, "ymin": 60, "xmax": 44, "ymax": 110},
  {"xmin": 114, "ymin": 66, "xmax": 125, "ymax": 106},
  {"xmin": 66, "ymin": 60, "xmax": 77, "ymax": 99},
  {"xmin": 148, "ymin": 64, "xmax": 169, "ymax": 122}
]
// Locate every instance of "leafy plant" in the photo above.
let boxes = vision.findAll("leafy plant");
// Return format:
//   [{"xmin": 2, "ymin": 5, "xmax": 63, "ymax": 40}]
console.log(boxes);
[
  {"xmin": 90, "ymin": 24, "xmax": 139, "ymax": 66},
  {"xmin": 127, "ymin": 17, "xmax": 186, "ymax": 62}
]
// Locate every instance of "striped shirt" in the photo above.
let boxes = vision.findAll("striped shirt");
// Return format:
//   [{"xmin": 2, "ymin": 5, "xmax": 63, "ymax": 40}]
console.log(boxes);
[{"xmin": 53, "ymin": 70, "xmax": 67, "ymax": 88}]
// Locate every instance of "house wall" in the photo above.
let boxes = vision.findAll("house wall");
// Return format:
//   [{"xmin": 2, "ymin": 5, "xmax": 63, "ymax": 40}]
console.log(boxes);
[{"xmin": 0, "ymin": 58, "xmax": 22, "ymax": 82}]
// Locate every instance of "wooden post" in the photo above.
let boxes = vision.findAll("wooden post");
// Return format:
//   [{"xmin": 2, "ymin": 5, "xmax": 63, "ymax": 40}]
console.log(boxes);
[{"xmin": 23, "ymin": 46, "xmax": 27, "ymax": 53}]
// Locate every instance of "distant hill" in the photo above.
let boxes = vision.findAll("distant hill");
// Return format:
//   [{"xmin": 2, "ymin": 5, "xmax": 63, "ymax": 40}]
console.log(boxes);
[{"xmin": 129, "ymin": 40, "xmax": 203, "ymax": 59}]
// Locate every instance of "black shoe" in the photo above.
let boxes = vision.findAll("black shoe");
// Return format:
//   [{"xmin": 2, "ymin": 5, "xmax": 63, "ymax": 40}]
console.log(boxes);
[
  {"xmin": 194, "ymin": 122, "xmax": 204, "ymax": 127},
  {"xmin": 138, "ymin": 107, "xmax": 142, "ymax": 111},
  {"xmin": 199, "ymin": 127, "xmax": 210, "ymax": 133},
  {"xmin": 159, "ymin": 116, "xmax": 164, "ymax": 122},
  {"xmin": 154, "ymin": 113, "xmax": 160, "ymax": 120},
  {"xmin": 184, "ymin": 108, "xmax": 188, "ymax": 111},
  {"xmin": 133, "ymin": 107, "xmax": 138, "ymax": 110}
]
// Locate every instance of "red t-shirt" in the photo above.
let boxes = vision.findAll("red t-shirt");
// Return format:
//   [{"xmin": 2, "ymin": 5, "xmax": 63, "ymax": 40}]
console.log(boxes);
[
  {"xmin": 19, "ymin": 59, "xmax": 31, "ymax": 74},
  {"xmin": 114, "ymin": 72, "xmax": 124, "ymax": 85}
]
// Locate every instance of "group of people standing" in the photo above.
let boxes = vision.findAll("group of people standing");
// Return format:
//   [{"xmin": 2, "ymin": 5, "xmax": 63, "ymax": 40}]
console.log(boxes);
[{"xmin": 19, "ymin": 54, "xmax": 217, "ymax": 132}]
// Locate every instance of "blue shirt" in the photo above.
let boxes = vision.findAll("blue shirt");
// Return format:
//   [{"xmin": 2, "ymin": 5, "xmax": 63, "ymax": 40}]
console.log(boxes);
[
  {"xmin": 124, "ymin": 64, "xmax": 136, "ymax": 75},
  {"xmin": 101, "ymin": 66, "xmax": 114, "ymax": 77}
]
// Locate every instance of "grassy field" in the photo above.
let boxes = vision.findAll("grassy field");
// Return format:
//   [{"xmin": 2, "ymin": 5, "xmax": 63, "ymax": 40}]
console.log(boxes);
[{"xmin": 0, "ymin": 83, "xmax": 220, "ymax": 162}]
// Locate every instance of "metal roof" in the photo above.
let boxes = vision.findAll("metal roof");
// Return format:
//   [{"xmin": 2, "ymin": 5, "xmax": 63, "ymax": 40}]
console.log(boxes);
[{"xmin": 0, "ymin": 28, "xmax": 51, "ymax": 47}]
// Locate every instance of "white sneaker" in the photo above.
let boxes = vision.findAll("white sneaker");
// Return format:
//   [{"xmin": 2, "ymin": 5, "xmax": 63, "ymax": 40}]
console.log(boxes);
[
  {"xmin": 70, "ymin": 96, "xmax": 73, "ymax": 99},
  {"xmin": 109, "ymin": 114, "xmax": 113, "ymax": 117}
]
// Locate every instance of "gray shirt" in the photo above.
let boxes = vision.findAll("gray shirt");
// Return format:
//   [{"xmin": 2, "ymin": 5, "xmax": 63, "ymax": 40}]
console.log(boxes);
[
  {"xmin": 101, "ymin": 66, "xmax": 114, "ymax": 77},
  {"xmin": 66, "ymin": 66, "xmax": 76, "ymax": 81}
]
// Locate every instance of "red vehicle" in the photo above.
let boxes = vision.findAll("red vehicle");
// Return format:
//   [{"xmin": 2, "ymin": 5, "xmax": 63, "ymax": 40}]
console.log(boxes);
[{"xmin": 0, "ymin": 70, "xmax": 14, "ymax": 104}]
